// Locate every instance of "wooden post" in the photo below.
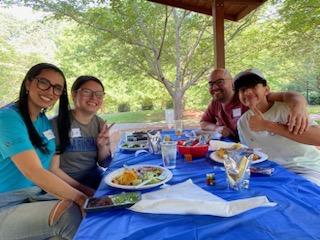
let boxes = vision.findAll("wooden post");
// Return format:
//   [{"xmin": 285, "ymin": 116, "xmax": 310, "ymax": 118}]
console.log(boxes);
[{"xmin": 212, "ymin": 0, "xmax": 225, "ymax": 68}]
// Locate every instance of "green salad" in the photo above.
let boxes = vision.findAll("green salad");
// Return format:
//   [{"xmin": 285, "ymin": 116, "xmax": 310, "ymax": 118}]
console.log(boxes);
[{"xmin": 111, "ymin": 192, "xmax": 141, "ymax": 204}]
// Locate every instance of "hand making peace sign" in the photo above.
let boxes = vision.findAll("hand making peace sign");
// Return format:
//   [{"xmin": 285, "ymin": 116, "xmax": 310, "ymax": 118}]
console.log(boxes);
[
  {"xmin": 97, "ymin": 121, "xmax": 114, "ymax": 148},
  {"xmin": 249, "ymin": 106, "xmax": 268, "ymax": 132}
]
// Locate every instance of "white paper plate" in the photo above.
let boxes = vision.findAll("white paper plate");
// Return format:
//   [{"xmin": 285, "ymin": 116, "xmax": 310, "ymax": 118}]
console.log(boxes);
[
  {"xmin": 104, "ymin": 164, "xmax": 173, "ymax": 190},
  {"xmin": 209, "ymin": 151, "xmax": 268, "ymax": 164}
]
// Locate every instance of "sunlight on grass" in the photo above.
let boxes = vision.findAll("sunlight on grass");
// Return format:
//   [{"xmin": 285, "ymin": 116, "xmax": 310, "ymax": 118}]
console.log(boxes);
[
  {"xmin": 99, "ymin": 105, "xmax": 320, "ymax": 124},
  {"xmin": 100, "ymin": 110, "xmax": 164, "ymax": 123}
]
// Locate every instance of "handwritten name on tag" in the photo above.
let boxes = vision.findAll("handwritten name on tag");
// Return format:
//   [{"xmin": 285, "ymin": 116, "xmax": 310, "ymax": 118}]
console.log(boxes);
[
  {"xmin": 43, "ymin": 129, "xmax": 55, "ymax": 140},
  {"xmin": 71, "ymin": 128, "xmax": 82, "ymax": 138}
]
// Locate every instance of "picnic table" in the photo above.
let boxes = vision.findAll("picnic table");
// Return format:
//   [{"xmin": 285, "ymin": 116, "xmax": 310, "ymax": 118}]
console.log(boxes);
[{"xmin": 75, "ymin": 130, "xmax": 320, "ymax": 240}]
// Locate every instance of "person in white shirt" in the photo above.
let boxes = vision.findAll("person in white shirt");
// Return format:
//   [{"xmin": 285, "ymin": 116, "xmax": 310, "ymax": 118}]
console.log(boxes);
[{"xmin": 235, "ymin": 69, "xmax": 320, "ymax": 186}]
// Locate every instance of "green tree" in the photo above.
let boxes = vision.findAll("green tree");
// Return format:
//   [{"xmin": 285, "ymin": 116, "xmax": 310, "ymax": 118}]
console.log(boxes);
[
  {"xmin": 6, "ymin": 0, "xmax": 257, "ymax": 119},
  {"xmin": 0, "ymin": 9, "xmax": 44, "ymax": 105},
  {"xmin": 270, "ymin": 0, "xmax": 320, "ymax": 103}
]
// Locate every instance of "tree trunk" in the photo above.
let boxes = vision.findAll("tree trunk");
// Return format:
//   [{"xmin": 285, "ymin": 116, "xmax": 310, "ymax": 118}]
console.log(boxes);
[{"xmin": 173, "ymin": 91, "xmax": 184, "ymax": 120}]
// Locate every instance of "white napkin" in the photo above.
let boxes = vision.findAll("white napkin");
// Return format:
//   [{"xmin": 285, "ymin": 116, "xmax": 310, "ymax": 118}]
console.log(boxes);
[{"xmin": 130, "ymin": 179, "xmax": 276, "ymax": 217}]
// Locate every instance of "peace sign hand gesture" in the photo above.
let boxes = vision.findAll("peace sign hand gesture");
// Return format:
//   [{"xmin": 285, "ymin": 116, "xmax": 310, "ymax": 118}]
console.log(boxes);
[
  {"xmin": 97, "ymin": 121, "xmax": 112, "ymax": 149},
  {"xmin": 249, "ymin": 106, "xmax": 268, "ymax": 132}
]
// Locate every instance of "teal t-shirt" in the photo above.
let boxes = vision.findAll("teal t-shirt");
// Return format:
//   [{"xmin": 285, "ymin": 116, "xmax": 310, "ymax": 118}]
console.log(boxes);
[{"xmin": 0, "ymin": 104, "xmax": 56, "ymax": 192}]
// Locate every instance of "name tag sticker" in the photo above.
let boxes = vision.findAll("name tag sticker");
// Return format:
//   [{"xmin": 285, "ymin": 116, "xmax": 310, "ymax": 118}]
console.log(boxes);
[
  {"xmin": 232, "ymin": 108, "xmax": 242, "ymax": 118},
  {"xmin": 43, "ymin": 129, "xmax": 55, "ymax": 140},
  {"xmin": 71, "ymin": 128, "xmax": 81, "ymax": 138}
]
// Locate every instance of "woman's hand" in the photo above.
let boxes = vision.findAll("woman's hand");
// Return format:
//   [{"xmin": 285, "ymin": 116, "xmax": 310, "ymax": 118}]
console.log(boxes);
[
  {"xmin": 78, "ymin": 184, "xmax": 95, "ymax": 197},
  {"xmin": 74, "ymin": 193, "xmax": 88, "ymax": 217},
  {"xmin": 97, "ymin": 122, "xmax": 110, "ymax": 149},
  {"xmin": 97, "ymin": 121, "xmax": 113, "ymax": 167}
]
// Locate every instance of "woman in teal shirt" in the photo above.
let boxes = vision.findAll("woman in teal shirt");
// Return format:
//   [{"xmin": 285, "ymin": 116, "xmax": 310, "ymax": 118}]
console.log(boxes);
[{"xmin": 0, "ymin": 63, "xmax": 87, "ymax": 240}]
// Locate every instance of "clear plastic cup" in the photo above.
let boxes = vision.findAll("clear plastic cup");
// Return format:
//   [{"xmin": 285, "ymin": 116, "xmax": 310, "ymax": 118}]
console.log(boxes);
[
  {"xmin": 165, "ymin": 109, "xmax": 174, "ymax": 129},
  {"xmin": 224, "ymin": 155, "xmax": 251, "ymax": 191},
  {"xmin": 174, "ymin": 120, "xmax": 184, "ymax": 136},
  {"xmin": 160, "ymin": 141, "xmax": 177, "ymax": 169}
]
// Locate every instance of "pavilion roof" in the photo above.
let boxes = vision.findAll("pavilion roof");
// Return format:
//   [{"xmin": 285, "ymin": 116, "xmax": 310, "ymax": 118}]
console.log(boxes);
[{"xmin": 148, "ymin": 0, "xmax": 266, "ymax": 21}]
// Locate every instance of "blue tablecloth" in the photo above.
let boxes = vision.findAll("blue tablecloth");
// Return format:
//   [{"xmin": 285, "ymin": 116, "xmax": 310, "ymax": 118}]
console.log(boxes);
[{"xmin": 75, "ymin": 131, "xmax": 320, "ymax": 240}]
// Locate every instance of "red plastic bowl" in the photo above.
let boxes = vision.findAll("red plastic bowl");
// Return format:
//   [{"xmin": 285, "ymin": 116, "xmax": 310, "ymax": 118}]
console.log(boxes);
[{"xmin": 177, "ymin": 140, "xmax": 209, "ymax": 158}]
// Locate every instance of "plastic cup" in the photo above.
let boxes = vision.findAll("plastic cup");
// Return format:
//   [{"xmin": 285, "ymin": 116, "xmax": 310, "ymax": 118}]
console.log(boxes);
[
  {"xmin": 224, "ymin": 155, "xmax": 251, "ymax": 191},
  {"xmin": 174, "ymin": 120, "xmax": 184, "ymax": 136},
  {"xmin": 160, "ymin": 141, "xmax": 177, "ymax": 169},
  {"xmin": 165, "ymin": 109, "xmax": 174, "ymax": 129}
]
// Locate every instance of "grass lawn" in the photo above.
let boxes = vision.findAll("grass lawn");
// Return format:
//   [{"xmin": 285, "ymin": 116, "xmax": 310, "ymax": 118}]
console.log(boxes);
[
  {"xmin": 100, "ymin": 110, "xmax": 165, "ymax": 123},
  {"xmin": 99, "ymin": 105, "xmax": 320, "ymax": 124}
]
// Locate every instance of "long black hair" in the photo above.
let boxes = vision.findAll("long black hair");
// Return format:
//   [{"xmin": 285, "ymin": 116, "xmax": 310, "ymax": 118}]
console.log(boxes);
[{"xmin": 17, "ymin": 63, "xmax": 71, "ymax": 154}]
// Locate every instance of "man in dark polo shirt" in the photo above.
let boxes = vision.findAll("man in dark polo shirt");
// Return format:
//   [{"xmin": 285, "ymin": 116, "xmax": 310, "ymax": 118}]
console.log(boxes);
[{"xmin": 200, "ymin": 68, "xmax": 309, "ymax": 141}]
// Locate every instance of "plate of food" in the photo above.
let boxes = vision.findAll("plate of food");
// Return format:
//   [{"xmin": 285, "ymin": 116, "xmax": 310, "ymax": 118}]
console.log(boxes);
[
  {"xmin": 209, "ymin": 140, "xmax": 268, "ymax": 164},
  {"xmin": 83, "ymin": 192, "xmax": 141, "ymax": 212},
  {"xmin": 126, "ymin": 131, "xmax": 148, "ymax": 142},
  {"xmin": 120, "ymin": 141, "xmax": 149, "ymax": 151},
  {"xmin": 104, "ymin": 164, "xmax": 173, "ymax": 190}
]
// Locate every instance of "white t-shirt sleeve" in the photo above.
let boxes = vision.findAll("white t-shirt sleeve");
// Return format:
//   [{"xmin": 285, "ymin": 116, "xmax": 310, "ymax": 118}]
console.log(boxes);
[{"xmin": 237, "ymin": 113, "xmax": 252, "ymax": 146}]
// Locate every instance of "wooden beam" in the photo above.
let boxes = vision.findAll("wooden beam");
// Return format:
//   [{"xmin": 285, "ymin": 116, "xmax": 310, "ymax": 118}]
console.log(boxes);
[
  {"xmin": 148, "ymin": 0, "xmax": 212, "ymax": 16},
  {"xmin": 224, "ymin": 0, "xmax": 265, "ymax": 4},
  {"xmin": 212, "ymin": 0, "xmax": 225, "ymax": 68},
  {"xmin": 235, "ymin": 5, "xmax": 260, "ymax": 20}
]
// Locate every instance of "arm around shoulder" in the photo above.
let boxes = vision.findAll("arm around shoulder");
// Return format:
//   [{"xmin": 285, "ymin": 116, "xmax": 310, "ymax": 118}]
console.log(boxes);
[
  {"xmin": 267, "ymin": 91, "xmax": 307, "ymax": 105},
  {"xmin": 267, "ymin": 91, "xmax": 308, "ymax": 134},
  {"xmin": 265, "ymin": 122, "xmax": 320, "ymax": 146}
]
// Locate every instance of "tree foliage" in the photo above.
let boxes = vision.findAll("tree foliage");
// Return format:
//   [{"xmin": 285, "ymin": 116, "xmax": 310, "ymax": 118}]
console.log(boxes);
[
  {"xmin": 3, "ymin": 0, "xmax": 259, "ymax": 118},
  {"xmin": 0, "ymin": 9, "xmax": 45, "ymax": 105},
  {"xmin": 0, "ymin": 0, "xmax": 319, "ymax": 111}
]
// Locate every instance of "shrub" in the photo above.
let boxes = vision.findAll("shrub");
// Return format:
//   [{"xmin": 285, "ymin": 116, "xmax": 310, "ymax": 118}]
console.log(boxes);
[
  {"xmin": 308, "ymin": 92, "xmax": 320, "ymax": 105},
  {"xmin": 141, "ymin": 98, "xmax": 154, "ymax": 110},
  {"xmin": 118, "ymin": 102, "xmax": 130, "ymax": 112},
  {"xmin": 166, "ymin": 99, "xmax": 174, "ymax": 109}
]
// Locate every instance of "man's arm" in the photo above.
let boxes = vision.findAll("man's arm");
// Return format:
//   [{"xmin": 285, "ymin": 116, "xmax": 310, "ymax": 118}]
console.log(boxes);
[
  {"xmin": 200, "ymin": 102, "xmax": 218, "ymax": 131},
  {"xmin": 267, "ymin": 91, "xmax": 308, "ymax": 134},
  {"xmin": 265, "ymin": 122, "xmax": 320, "ymax": 146},
  {"xmin": 249, "ymin": 107, "xmax": 320, "ymax": 146},
  {"xmin": 200, "ymin": 120, "xmax": 234, "ymax": 138},
  {"xmin": 200, "ymin": 120, "xmax": 218, "ymax": 131}
]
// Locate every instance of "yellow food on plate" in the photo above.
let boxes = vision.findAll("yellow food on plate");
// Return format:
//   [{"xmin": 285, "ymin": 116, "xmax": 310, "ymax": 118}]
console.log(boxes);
[
  {"xmin": 112, "ymin": 169, "xmax": 139, "ymax": 186},
  {"xmin": 232, "ymin": 143, "xmax": 242, "ymax": 149},
  {"xmin": 216, "ymin": 148, "xmax": 228, "ymax": 158},
  {"xmin": 216, "ymin": 143, "xmax": 243, "ymax": 158},
  {"xmin": 252, "ymin": 153, "xmax": 261, "ymax": 161}
]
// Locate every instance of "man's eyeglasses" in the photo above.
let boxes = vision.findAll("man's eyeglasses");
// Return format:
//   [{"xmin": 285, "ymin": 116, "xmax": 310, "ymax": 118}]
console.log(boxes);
[
  {"xmin": 78, "ymin": 88, "xmax": 105, "ymax": 99},
  {"xmin": 208, "ymin": 79, "xmax": 225, "ymax": 88},
  {"xmin": 35, "ymin": 77, "xmax": 65, "ymax": 96}
]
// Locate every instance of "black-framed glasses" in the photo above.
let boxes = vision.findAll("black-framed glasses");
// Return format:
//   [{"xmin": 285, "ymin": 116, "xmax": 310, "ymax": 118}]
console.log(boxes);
[
  {"xmin": 78, "ymin": 88, "xmax": 105, "ymax": 99},
  {"xmin": 208, "ymin": 79, "xmax": 225, "ymax": 88},
  {"xmin": 35, "ymin": 77, "xmax": 65, "ymax": 96}
]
